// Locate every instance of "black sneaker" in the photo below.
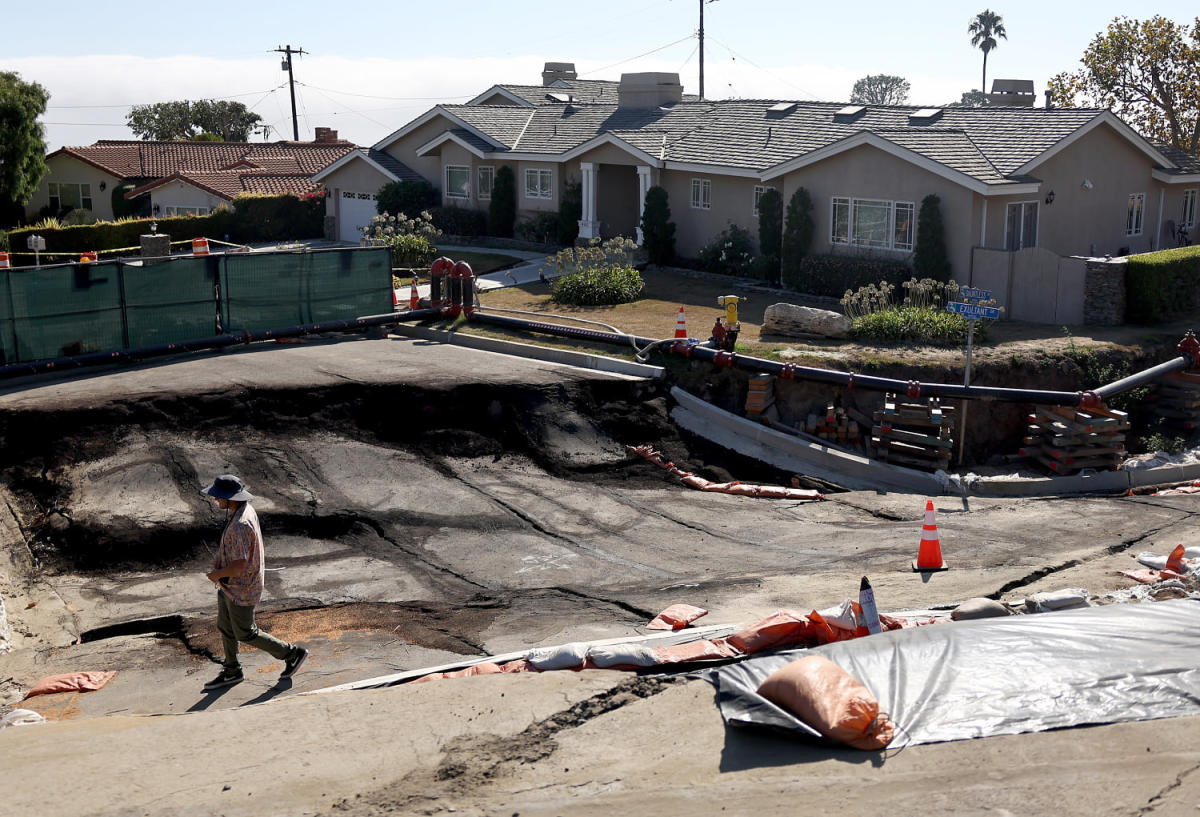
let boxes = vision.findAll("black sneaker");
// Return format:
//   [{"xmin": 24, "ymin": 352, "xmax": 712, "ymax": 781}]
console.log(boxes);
[
  {"xmin": 203, "ymin": 669, "xmax": 244, "ymax": 691},
  {"xmin": 281, "ymin": 646, "xmax": 308, "ymax": 679}
]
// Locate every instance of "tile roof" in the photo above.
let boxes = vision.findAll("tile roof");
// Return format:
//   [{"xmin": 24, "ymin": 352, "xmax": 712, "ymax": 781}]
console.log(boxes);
[
  {"xmin": 437, "ymin": 100, "xmax": 1134, "ymax": 186},
  {"xmin": 54, "ymin": 140, "xmax": 356, "ymax": 180},
  {"xmin": 127, "ymin": 170, "xmax": 320, "ymax": 201}
]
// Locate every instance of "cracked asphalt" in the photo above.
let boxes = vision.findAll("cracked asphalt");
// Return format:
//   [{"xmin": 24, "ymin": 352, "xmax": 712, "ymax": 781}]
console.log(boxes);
[{"xmin": 1, "ymin": 335, "xmax": 1198, "ymax": 816}]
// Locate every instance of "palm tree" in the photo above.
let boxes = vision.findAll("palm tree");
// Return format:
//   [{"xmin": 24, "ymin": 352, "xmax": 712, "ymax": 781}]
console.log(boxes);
[{"xmin": 968, "ymin": 10, "xmax": 1007, "ymax": 96}]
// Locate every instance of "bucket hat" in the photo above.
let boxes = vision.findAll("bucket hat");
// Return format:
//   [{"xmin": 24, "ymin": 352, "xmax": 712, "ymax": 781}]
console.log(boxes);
[{"xmin": 202, "ymin": 474, "xmax": 254, "ymax": 502}]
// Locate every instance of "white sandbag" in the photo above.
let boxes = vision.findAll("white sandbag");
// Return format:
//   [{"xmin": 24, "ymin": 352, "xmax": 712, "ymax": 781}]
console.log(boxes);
[
  {"xmin": 1137, "ymin": 548, "xmax": 1200, "ymax": 570},
  {"xmin": 0, "ymin": 595, "xmax": 10, "ymax": 654},
  {"xmin": 951, "ymin": 597, "xmax": 1011, "ymax": 621},
  {"xmin": 1025, "ymin": 588, "xmax": 1089, "ymax": 613},
  {"xmin": 587, "ymin": 644, "xmax": 659, "ymax": 668},
  {"xmin": 814, "ymin": 599, "xmax": 859, "ymax": 631},
  {"xmin": 0, "ymin": 709, "xmax": 45, "ymax": 730},
  {"xmin": 526, "ymin": 642, "xmax": 589, "ymax": 670}
]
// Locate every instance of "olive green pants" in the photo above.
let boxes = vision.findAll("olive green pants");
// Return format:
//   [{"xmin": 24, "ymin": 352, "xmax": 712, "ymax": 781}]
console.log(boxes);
[{"xmin": 216, "ymin": 591, "xmax": 294, "ymax": 671}]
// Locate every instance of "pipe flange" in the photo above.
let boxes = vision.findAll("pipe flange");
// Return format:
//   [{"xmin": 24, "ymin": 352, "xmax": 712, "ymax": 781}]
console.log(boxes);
[
  {"xmin": 1180, "ymin": 330, "xmax": 1200, "ymax": 369},
  {"xmin": 847, "ymin": 372, "xmax": 855, "ymax": 391},
  {"xmin": 714, "ymin": 351, "xmax": 735, "ymax": 368},
  {"xmin": 1077, "ymin": 390, "xmax": 1103, "ymax": 409},
  {"xmin": 906, "ymin": 380, "xmax": 921, "ymax": 398},
  {"xmin": 672, "ymin": 341, "xmax": 693, "ymax": 357},
  {"xmin": 780, "ymin": 363, "xmax": 796, "ymax": 380}
]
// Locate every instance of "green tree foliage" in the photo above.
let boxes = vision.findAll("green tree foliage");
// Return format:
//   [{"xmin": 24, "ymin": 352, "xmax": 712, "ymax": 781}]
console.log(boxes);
[
  {"xmin": 556, "ymin": 178, "xmax": 582, "ymax": 245},
  {"xmin": 850, "ymin": 74, "xmax": 911, "ymax": 105},
  {"xmin": 126, "ymin": 100, "xmax": 263, "ymax": 141},
  {"xmin": 781, "ymin": 187, "xmax": 814, "ymax": 286},
  {"xmin": 913, "ymin": 194, "xmax": 951, "ymax": 281},
  {"xmin": 756, "ymin": 187, "xmax": 783, "ymax": 282},
  {"xmin": 968, "ymin": 10, "xmax": 1008, "ymax": 96},
  {"xmin": 488, "ymin": 165, "xmax": 516, "ymax": 238},
  {"xmin": 376, "ymin": 179, "xmax": 437, "ymax": 218},
  {"xmin": 640, "ymin": 185, "xmax": 676, "ymax": 265},
  {"xmin": 1048, "ymin": 16, "xmax": 1200, "ymax": 152},
  {"xmin": 0, "ymin": 72, "xmax": 50, "ymax": 211},
  {"xmin": 956, "ymin": 90, "xmax": 989, "ymax": 106}
]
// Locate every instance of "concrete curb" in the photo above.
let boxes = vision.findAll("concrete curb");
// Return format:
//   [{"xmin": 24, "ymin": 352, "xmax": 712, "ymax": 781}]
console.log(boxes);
[{"xmin": 390, "ymin": 324, "xmax": 664, "ymax": 380}]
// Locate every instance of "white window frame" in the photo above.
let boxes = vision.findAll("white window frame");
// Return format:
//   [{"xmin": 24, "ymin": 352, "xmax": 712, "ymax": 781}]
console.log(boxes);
[
  {"xmin": 47, "ymin": 181, "xmax": 93, "ymax": 212},
  {"xmin": 752, "ymin": 185, "xmax": 774, "ymax": 217},
  {"xmin": 524, "ymin": 168, "xmax": 553, "ymax": 200},
  {"xmin": 445, "ymin": 165, "xmax": 471, "ymax": 200},
  {"xmin": 1182, "ymin": 189, "xmax": 1197, "ymax": 230},
  {"xmin": 1126, "ymin": 192, "xmax": 1145, "ymax": 236},
  {"xmin": 691, "ymin": 178, "xmax": 711, "ymax": 210},
  {"xmin": 477, "ymin": 166, "xmax": 494, "ymax": 200},
  {"xmin": 829, "ymin": 196, "xmax": 915, "ymax": 251},
  {"xmin": 1005, "ymin": 201, "xmax": 1039, "ymax": 250}
]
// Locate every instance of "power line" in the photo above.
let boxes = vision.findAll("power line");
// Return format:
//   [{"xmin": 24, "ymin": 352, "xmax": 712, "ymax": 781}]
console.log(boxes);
[
  {"xmin": 579, "ymin": 34, "xmax": 697, "ymax": 77},
  {"xmin": 46, "ymin": 88, "xmax": 284, "ymax": 110},
  {"xmin": 294, "ymin": 81, "xmax": 474, "ymax": 102},
  {"xmin": 708, "ymin": 35, "xmax": 826, "ymax": 101},
  {"xmin": 274, "ymin": 44, "xmax": 307, "ymax": 140}
]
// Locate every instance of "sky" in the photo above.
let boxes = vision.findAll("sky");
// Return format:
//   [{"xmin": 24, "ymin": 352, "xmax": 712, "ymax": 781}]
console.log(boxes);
[{"xmin": 6, "ymin": 1, "xmax": 1198, "ymax": 152}]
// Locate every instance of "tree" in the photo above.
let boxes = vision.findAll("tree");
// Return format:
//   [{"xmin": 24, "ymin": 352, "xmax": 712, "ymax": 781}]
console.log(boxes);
[
  {"xmin": 756, "ymin": 187, "xmax": 783, "ymax": 281},
  {"xmin": 488, "ymin": 165, "xmax": 516, "ymax": 238},
  {"xmin": 376, "ymin": 179, "xmax": 437, "ymax": 218},
  {"xmin": 968, "ymin": 10, "xmax": 1008, "ymax": 96},
  {"xmin": 913, "ymin": 194, "xmax": 951, "ymax": 281},
  {"xmin": 956, "ymin": 90, "xmax": 989, "ymax": 107},
  {"xmin": 556, "ymin": 178, "xmax": 582, "ymax": 245},
  {"xmin": 640, "ymin": 185, "xmax": 676, "ymax": 266},
  {"xmin": 126, "ymin": 99, "xmax": 263, "ymax": 141},
  {"xmin": 0, "ymin": 72, "xmax": 50, "ymax": 211},
  {"xmin": 850, "ymin": 74, "xmax": 911, "ymax": 106},
  {"xmin": 781, "ymin": 187, "xmax": 814, "ymax": 288},
  {"xmin": 1048, "ymin": 16, "xmax": 1200, "ymax": 153}
]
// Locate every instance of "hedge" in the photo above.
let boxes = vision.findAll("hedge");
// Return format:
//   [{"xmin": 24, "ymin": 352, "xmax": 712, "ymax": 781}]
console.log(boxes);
[
  {"xmin": 783, "ymin": 253, "xmax": 912, "ymax": 298},
  {"xmin": 6, "ymin": 193, "xmax": 325, "ymax": 259},
  {"xmin": 1126, "ymin": 246, "xmax": 1200, "ymax": 324}
]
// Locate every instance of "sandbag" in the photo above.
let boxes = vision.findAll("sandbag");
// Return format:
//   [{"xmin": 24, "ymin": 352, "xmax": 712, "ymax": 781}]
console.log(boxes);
[
  {"xmin": 0, "ymin": 708, "xmax": 45, "ymax": 730},
  {"xmin": 646, "ymin": 603, "xmax": 708, "ymax": 630},
  {"xmin": 24, "ymin": 671, "xmax": 116, "ymax": 699},
  {"xmin": 1025, "ymin": 588, "xmax": 1089, "ymax": 613},
  {"xmin": 951, "ymin": 597, "xmax": 1011, "ymax": 620},
  {"xmin": 526, "ymin": 642, "xmax": 589, "ymax": 671},
  {"xmin": 587, "ymin": 644, "xmax": 659, "ymax": 668},
  {"xmin": 756, "ymin": 655, "xmax": 894, "ymax": 750},
  {"xmin": 726, "ymin": 610, "xmax": 816, "ymax": 654}
]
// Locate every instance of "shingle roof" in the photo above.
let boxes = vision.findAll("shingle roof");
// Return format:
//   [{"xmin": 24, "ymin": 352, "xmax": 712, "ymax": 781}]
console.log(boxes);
[
  {"xmin": 365, "ymin": 149, "xmax": 424, "ymax": 182},
  {"xmin": 1152, "ymin": 142, "xmax": 1200, "ymax": 174},
  {"xmin": 478, "ymin": 80, "xmax": 700, "ymax": 107},
  {"xmin": 438, "ymin": 100, "xmax": 1129, "ymax": 186},
  {"xmin": 53, "ymin": 140, "xmax": 356, "ymax": 180}
]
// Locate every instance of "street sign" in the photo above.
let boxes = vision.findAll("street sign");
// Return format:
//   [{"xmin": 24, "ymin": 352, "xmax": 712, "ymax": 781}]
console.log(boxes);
[
  {"xmin": 960, "ymin": 287, "xmax": 991, "ymax": 302},
  {"xmin": 947, "ymin": 301, "xmax": 1001, "ymax": 320}
]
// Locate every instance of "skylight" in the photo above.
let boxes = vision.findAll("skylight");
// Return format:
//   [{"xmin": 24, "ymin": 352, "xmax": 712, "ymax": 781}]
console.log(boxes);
[
  {"xmin": 546, "ymin": 93, "xmax": 573, "ymax": 103},
  {"xmin": 909, "ymin": 108, "xmax": 944, "ymax": 122},
  {"xmin": 768, "ymin": 102, "xmax": 797, "ymax": 114},
  {"xmin": 836, "ymin": 105, "xmax": 865, "ymax": 116}
]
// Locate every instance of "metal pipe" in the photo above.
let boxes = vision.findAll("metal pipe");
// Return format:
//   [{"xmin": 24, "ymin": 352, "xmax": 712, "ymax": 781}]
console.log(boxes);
[
  {"xmin": 1093, "ymin": 354, "xmax": 1191, "ymax": 401},
  {"xmin": 0, "ymin": 309, "xmax": 441, "ymax": 381}
]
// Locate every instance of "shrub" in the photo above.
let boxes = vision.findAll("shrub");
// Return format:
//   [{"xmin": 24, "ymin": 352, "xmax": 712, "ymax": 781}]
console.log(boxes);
[
  {"xmin": 757, "ymin": 187, "xmax": 783, "ymax": 282},
  {"xmin": 913, "ymin": 194, "xmax": 950, "ymax": 281},
  {"xmin": 1126, "ymin": 246, "xmax": 1200, "ymax": 324},
  {"xmin": 376, "ymin": 180, "xmax": 438, "ymax": 218},
  {"xmin": 430, "ymin": 205, "xmax": 487, "ymax": 237},
  {"xmin": 362, "ymin": 210, "xmax": 441, "ymax": 268},
  {"xmin": 640, "ymin": 185, "xmax": 676, "ymax": 266},
  {"xmin": 60, "ymin": 208, "xmax": 98, "ymax": 226},
  {"xmin": 786, "ymin": 253, "xmax": 911, "ymax": 297},
  {"xmin": 111, "ymin": 184, "xmax": 147, "ymax": 220},
  {"xmin": 842, "ymin": 277, "xmax": 995, "ymax": 345},
  {"xmin": 699, "ymin": 223, "xmax": 755, "ymax": 277},
  {"xmin": 488, "ymin": 165, "xmax": 516, "ymax": 238},
  {"xmin": 549, "ymin": 237, "xmax": 643, "ymax": 305},
  {"xmin": 781, "ymin": 187, "xmax": 814, "ymax": 283},
  {"xmin": 515, "ymin": 212, "xmax": 560, "ymax": 244},
  {"xmin": 557, "ymin": 178, "xmax": 581, "ymax": 245}
]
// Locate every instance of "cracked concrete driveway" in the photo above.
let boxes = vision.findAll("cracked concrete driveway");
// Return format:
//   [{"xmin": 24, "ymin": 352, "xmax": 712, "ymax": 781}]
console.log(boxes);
[{"xmin": 1, "ymin": 335, "xmax": 1198, "ymax": 816}]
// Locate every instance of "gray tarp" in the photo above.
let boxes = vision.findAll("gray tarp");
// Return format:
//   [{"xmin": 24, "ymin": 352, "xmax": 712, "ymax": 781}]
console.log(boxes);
[{"xmin": 699, "ymin": 598, "xmax": 1200, "ymax": 748}]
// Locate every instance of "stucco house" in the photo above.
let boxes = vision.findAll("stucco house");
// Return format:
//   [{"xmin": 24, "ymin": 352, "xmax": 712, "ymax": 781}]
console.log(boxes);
[
  {"xmin": 26, "ymin": 128, "xmax": 355, "ymax": 222},
  {"xmin": 316, "ymin": 63, "xmax": 1200, "ymax": 280}
]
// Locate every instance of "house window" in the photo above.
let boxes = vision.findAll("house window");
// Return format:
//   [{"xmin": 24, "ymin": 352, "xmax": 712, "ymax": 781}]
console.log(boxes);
[
  {"xmin": 830, "ymin": 196, "xmax": 914, "ymax": 251},
  {"xmin": 691, "ymin": 178, "xmax": 711, "ymax": 210},
  {"xmin": 445, "ymin": 165, "xmax": 471, "ymax": 199},
  {"xmin": 477, "ymin": 166, "xmax": 494, "ymax": 200},
  {"xmin": 162, "ymin": 206, "xmax": 210, "ymax": 217},
  {"xmin": 752, "ymin": 185, "xmax": 774, "ymax": 216},
  {"xmin": 47, "ymin": 182, "xmax": 93, "ymax": 212},
  {"xmin": 1126, "ymin": 193, "xmax": 1145, "ymax": 236},
  {"xmin": 1005, "ymin": 201, "xmax": 1039, "ymax": 249},
  {"xmin": 524, "ymin": 168, "xmax": 553, "ymax": 200},
  {"xmin": 1182, "ymin": 189, "xmax": 1197, "ymax": 230}
]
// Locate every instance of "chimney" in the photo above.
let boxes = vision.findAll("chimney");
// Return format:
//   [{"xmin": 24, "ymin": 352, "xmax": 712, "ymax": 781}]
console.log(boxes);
[
  {"xmin": 617, "ymin": 72, "xmax": 684, "ymax": 109},
  {"xmin": 985, "ymin": 79, "xmax": 1036, "ymax": 107},
  {"xmin": 313, "ymin": 127, "xmax": 339, "ymax": 143},
  {"xmin": 1045, "ymin": 90, "xmax": 1053, "ymax": 110},
  {"xmin": 542, "ymin": 62, "xmax": 577, "ymax": 86}
]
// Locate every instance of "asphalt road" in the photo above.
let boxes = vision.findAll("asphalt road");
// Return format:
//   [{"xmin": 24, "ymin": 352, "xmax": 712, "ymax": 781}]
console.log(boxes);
[{"xmin": 1, "ymin": 335, "xmax": 1198, "ymax": 816}]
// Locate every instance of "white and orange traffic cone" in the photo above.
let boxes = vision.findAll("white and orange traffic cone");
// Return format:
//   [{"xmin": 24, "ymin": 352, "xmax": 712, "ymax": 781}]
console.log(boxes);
[
  {"xmin": 1163, "ymin": 544, "xmax": 1187, "ymax": 577},
  {"xmin": 192, "ymin": 237, "xmax": 210, "ymax": 256},
  {"xmin": 409, "ymin": 275, "xmax": 420, "ymax": 310},
  {"xmin": 674, "ymin": 306, "xmax": 688, "ymax": 339},
  {"xmin": 79, "ymin": 251, "xmax": 98, "ymax": 263},
  {"xmin": 912, "ymin": 499, "xmax": 947, "ymax": 572},
  {"xmin": 0, "ymin": 251, "xmax": 9, "ymax": 268}
]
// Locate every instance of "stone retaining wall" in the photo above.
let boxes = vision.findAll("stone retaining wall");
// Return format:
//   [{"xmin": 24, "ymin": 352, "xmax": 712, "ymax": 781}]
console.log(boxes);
[{"xmin": 1083, "ymin": 258, "xmax": 1127, "ymax": 326}]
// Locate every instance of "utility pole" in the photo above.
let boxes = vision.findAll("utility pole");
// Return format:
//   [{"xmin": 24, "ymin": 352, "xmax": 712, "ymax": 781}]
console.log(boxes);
[
  {"xmin": 698, "ymin": 0, "xmax": 718, "ymax": 100},
  {"xmin": 274, "ymin": 44, "xmax": 307, "ymax": 141}
]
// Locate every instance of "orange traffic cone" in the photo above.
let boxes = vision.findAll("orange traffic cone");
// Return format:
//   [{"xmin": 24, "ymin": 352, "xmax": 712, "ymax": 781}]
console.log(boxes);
[
  {"xmin": 674, "ymin": 306, "xmax": 688, "ymax": 339},
  {"xmin": 0, "ymin": 251, "xmax": 9, "ymax": 268},
  {"xmin": 409, "ymin": 275, "xmax": 420, "ymax": 310},
  {"xmin": 192, "ymin": 237, "xmax": 210, "ymax": 256},
  {"xmin": 912, "ymin": 499, "xmax": 947, "ymax": 572},
  {"xmin": 1164, "ymin": 544, "xmax": 1187, "ymax": 576},
  {"xmin": 392, "ymin": 286, "xmax": 399, "ymax": 309},
  {"xmin": 79, "ymin": 251, "xmax": 98, "ymax": 263}
]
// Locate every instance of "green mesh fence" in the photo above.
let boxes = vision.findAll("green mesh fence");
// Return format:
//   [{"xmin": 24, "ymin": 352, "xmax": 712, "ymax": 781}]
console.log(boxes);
[
  {"xmin": 123, "ymin": 257, "xmax": 220, "ymax": 347},
  {"xmin": 222, "ymin": 247, "xmax": 391, "ymax": 331},
  {"xmin": 7, "ymin": 262, "xmax": 126, "ymax": 363},
  {"xmin": 0, "ymin": 272, "xmax": 14, "ymax": 366}
]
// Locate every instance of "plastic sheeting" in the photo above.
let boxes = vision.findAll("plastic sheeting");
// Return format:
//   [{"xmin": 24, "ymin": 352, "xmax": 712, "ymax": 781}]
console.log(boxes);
[{"xmin": 699, "ymin": 599, "xmax": 1200, "ymax": 748}]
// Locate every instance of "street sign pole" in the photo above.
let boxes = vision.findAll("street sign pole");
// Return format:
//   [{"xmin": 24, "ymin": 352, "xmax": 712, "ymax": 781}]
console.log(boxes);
[{"xmin": 959, "ymin": 320, "xmax": 974, "ymax": 467}]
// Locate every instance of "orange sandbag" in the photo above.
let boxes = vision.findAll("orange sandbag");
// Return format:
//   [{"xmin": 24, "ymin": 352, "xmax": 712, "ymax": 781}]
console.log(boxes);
[
  {"xmin": 652, "ymin": 638, "xmax": 740, "ymax": 664},
  {"xmin": 647, "ymin": 603, "xmax": 709, "ymax": 630},
  {"xmin": 726, "ymin": 610, "xmax": 820, "ymax": 654},
  {"xmin": 24, "ymin": 671, "xmax": 116, "ymax": 699},
  {"xmin": 756, "ymin": 655, "xmax": 894, "ymax": 750}
]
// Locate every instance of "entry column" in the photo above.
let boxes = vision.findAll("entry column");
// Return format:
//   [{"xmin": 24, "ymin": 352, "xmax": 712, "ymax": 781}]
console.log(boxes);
[
  {"xmin": 635, "ymin": 165, "xmax": 653, "ymax": 245},
  {"xmin": 578, "ymin": 162, "xmax": 600, "ymax": 240}
]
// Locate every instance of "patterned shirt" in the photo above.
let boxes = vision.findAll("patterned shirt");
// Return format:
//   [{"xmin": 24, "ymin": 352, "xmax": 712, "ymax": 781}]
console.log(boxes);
[{"xmin": 213, "ymin": 503, "xmax": 265, "ymax": 607}]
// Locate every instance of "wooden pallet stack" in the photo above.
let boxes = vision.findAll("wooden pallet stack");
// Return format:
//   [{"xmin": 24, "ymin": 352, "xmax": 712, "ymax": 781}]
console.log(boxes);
[
  {"xmin": 745, "ymin": 374, "xmax": 775, "ymax": 416},
  {"xmin": 805, "ymin": 403, "xmax": 863, "ymax": 449},
  {"xmin": 1019, "ymin": 405, "xmax": 1128, "ymax": 474},
  {"xmin": 1150, "ymin": 371, "xmax": 1200, "ymax": 432},
  {"xmin": 870, "ymin": 395, "xmax": 955, "ymax": 471}
]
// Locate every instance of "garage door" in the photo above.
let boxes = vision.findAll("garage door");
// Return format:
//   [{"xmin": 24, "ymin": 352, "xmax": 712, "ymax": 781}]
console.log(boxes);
[{"xmin": 338, "ymin": 191, "xmax": 380, "ymax": 243}]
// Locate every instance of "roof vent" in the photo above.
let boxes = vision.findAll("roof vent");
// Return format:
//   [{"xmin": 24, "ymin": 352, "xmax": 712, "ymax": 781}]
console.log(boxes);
[
  {"xmin": 768, "ymin": 102, "xmax": 797, "ymax": 114},
  {"xmin": 546, "ymin": 92, "xmax": 574, "ymax": 103},
  {"xmin": 987, "ymin": 79, "xmax": 1036, "ymax": 107},
  {"xmin": 542, "ymin": 62, "xmax": 578, "ymax": 86},
  {"xmin": 617, "ymin": 72, "xmax": 683, "ymax": 109},
  {"xmin": 833, "ymin": 104, "xmax": 867, "ymax": 122},
  {"xmin": 909, "ymin": 108, "xmax": 944, "ymax": 123}
]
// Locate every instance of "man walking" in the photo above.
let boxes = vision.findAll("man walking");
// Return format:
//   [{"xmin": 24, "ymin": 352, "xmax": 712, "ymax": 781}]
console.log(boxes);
[{"xmin": 202, "ymin": 474, "xmax": 307, "ymax": 691}]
